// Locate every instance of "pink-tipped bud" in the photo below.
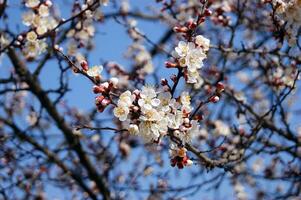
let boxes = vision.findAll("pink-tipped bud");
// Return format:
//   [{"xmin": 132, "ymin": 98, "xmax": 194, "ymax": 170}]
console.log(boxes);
[
  {"xmin": 204, "ymin": 9, "xmax": 212, "ymax": 17},
  {"xmin": 93, "ymin": 85, "xmax": 105, "ymax": 94},
  {"xmin": 17, "ymin": 35, "xmax": 23, "ymax": 41},
  {"xmin": 216, "ymin": 82, "xmax": 225, "ymax": 93},
  {"xmin": 132, "ymin": 106, "xmax": 139, "ymax": 112},
  {"xmin": 109, "ymin": 77, "xmax": 119, "ymax": 87},
  {"xmin": 197, "ymin": 16, "xmax": 206, "ymax": 24},
  {"xmin": 170, "ymin": 74, "xmax": 177, "ymax": 83},
  {"xmin": 173, "ymin": 26, "xmax": 189, "ymax": 33},
  {"xmin": 101, "ymin": 82, "xmax": 109, "ymax": 89},
  {"xmin": 80, "ymin": 60, "xmax": 88, "ymax": 71},
  {"xmin": 133, "ymin": 89, "xmax": 140, "ymax": 97},
  {"xmin": 187, "ymin": 20, "xmax": 197, "ymax": 30},
  {"xmin": 161, "ymin": 78, "xmax": 168, "ymax": 86},
  {"xmin": 95, "ymin": 95, "xmax": 105, "ymax": 105},
  {"xmin": 165, "ymin": 61, "xmax": 177, "ymax": 68},
  {"xmin": 209, "ymin": 96, "xmax": 220, "ymax": 103},
  {"xmin": 101, "ymin": 98, "xmax": 111, "ymax": 107},
  {"xmin": 45, "ymin": 0, "xmax": 53, "ymax": 7}
]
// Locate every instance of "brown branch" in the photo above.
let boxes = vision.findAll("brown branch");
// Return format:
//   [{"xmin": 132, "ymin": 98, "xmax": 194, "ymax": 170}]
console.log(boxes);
[
  {"xmin": 7, "ymin": 47, "xmax": 111, "ymax": 200},
  {"xmin": 0, "ymin": 117, "xmax": 98, "ymax": 200}
]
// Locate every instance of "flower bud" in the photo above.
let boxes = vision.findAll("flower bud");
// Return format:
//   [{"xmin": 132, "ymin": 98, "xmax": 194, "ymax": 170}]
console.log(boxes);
[
  {"xmin": 161, "ymin": 78, "xmax": 168, "ymax": 86},
  {"xmin": 45, "ymin": 0, "xmax": 52, "ymax": 7},
  {"xmin": 209, "ymin": 95, "xmax": 220, "ymax": 103},
  {"xmin": 128, "ymin": 124, "xmax": 139, "ymax": 135},
  {"xmin": 197, "ymin": 16, "xmax": 206, "ymax": 24},
  {"xmin": 17, "ymin": 35, "xmax": 23, "ymax": 41},
  {"xmin": 165, "ymin": 61, "xmax": 177, "ymax": 68},
  {"xmin": 93, "ymin": 85, "xmax": 105, "ymax": 94},
  {"xmin": 101, "ymin": 98, "xmax": 111, "ymax": 107},
  {"xmin": 187, "ymin": 20, "xmax": 197, "ymax": 30},
  {"xmin": 204, "ymin": 9, "xmax": 212, "ymax": 17},
  {"xmin": 216, "ymin": 82, "xmax": 225, "ymax": 93},
  {"xmin": 95, "ymin": 95, "xmax": 105, "ymax": 105},
  {"xmin": 80, "ymin": 60, "xmax": 89, "ymax": 71},
  {"xmin": 170, "ymin": 74, "xmax": 177, "ymax": 83},
  {"xmin": 101, "ymin": 82, "xmax": 109, "ymax": 89},
  {"xmin": 186, "ymin": 159, "xmax": 193, "ymax": 166},
  {"xmin": 173, "ymin": 26, "xmax": 189, "ymax": 33},
  {"xmin": 109, "ymin": 77, "xmax": 119, "ymax": 87}
]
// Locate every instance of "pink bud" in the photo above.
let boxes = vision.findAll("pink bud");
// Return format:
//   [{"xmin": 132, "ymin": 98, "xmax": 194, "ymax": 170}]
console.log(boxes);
[
  {"xmin": 187, "ymin": 20, "xmax": 197, "ymax": 30},
  {"xmin": 170, "ymin": 74, "xmax": 177, "ymax": 83},
  {"xmin": 209, "ymin": 96, "xmax": 220, "ymax": 103},
  {"xmin": 101, "ymin": 98, "xmax": 111, "ymax": 107},
  {"xmin": 197, "ymin": 16, "xmax": 206, "ymax": 24},
  {"xmin": 93, "ymin": 85, "xmax": 105, "ymax": 94},
  {"xmin": 80, "ymin": 60, "xmax": 88, "ymax": 71},
  {"xmin": 204, "ymin": 9, "xmax": 212, "ymax": 17},
  {"xmin": 101, "ymin": 82, "xmax": 109, "ymax": 89},
  {"xmin": 216, "ymin": 82, "xmax": 225, "ymax": 93},
  {"xmin": 173, "ymin": 26, "xmax": 189, "ymax": 33},
  {"xmin": 95, "ymin": 96, "xmax": 105, "ymax": 105},
  {"xmin": 161, "ymin": 78, "xmax": 168, "ymax": 86},
  {"xmin": 45, "ymin": 0, "xmax": 53, "ymax": 7},
  {"xmin": 165, "ymin": 61, "xmax": 177, "ymax": 68}
]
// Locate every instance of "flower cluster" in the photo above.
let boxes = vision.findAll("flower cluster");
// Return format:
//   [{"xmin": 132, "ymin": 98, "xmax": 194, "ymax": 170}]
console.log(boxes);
[
  {"xmin": 273, "ymin": 0, "xmax": 301, "ymax": 46},
  {"xmin": 126, "ymin": 20, "xmax": 154, "ymax": 76},
  {"xmin": 169, "ymin": 145, "xmax": 193, "ymax": 169},
  {"xmin": 21, "ymin": 0, "xmax": 58, "ymax": 58},
  {"xmin": 113, "ymin": 86, "xmax": 201, "ymax": 146},
  {"xmin": 169, "ymin": 34, "xmax": 210, "ymax": 86},
  {"xmin": 66, "ymin": 1, "xmax": 108, "ymax": 62},
  {"xmin": 111, "ymin": 85, "xmax": 204, "ymax": 168}
]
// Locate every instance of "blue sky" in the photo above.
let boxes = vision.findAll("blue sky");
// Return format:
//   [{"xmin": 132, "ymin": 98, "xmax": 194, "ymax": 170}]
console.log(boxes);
[{"xmin": 2, "ymin": 0, "xmax": 300, "ymax": 199}]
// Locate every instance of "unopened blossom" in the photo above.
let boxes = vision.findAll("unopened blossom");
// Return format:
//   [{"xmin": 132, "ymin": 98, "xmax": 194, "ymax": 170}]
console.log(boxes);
[
  {"xmin": 128, "ymin": 124, "xmax": 139, "ymax": 135},
  {"xmin": 100, "ymin": 0, "xmax": 109, "ymax": 6},
  {"xmin": 169, "ymin": 145, "xmax": 193, "ymax": 169},
  {"xmin": 87, "ymin": 65, "xmax": 103, "ymax": 77}
]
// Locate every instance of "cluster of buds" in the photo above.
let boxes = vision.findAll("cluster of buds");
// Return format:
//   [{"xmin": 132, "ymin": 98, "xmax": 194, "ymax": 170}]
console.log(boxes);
[
  {"xmin": 211, "ymin": 7, "xmax": 231, "ymax": 26},
  {"xmin": 80, "ymin": 60, "xmax": 119, "ymax": 112},
  {"xmin": 173, "ymin": 8, "xmax": 212, "ymax": 40},
  {"xmin": 167, "ymin": 6, "xmax": 212, "ymax": 88},
  {"xmin": 170, "ymin": 147, "xmax": 193, "ymax": 169},
  {"xmin": 93, "ymin": 79, "xmax": 119, "ymax": 112}
]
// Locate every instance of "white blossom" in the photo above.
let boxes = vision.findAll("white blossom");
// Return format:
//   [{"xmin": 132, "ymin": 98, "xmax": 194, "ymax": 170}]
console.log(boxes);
[
  {"xmin": 113, "ymin": 103, "xmax": 130, "ymax": 121},
  {"xmin": 195, "ymin": 35, "xmax": 210, "ymax": 52},
  {"xmin": 25, "ymin": 0, "xmax": 40, "ymax": 8},
  {"xmin": 87, "ymin": 65, "xmax": 103, "ymax": 77}
]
